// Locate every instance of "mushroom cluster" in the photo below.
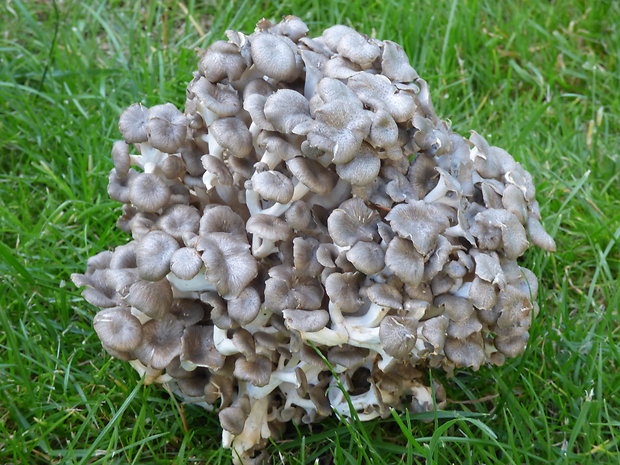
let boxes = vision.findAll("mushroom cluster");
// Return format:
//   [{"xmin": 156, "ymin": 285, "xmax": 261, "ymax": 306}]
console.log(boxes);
[{"xmin": 72, "ymin": 17, "xmax": 556, "ymax": 464}]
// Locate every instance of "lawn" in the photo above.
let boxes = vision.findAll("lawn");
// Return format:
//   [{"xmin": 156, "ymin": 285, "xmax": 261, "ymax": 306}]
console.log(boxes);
[{"xmin": 0, "ymin": 0, "xmax": 618, "ymax": 463}]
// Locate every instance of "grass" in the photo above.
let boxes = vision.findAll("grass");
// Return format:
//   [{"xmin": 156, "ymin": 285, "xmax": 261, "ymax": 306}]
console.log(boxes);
[{"xmin": 0, "ymin": 0, "xmax": 618, "ymax": 463}]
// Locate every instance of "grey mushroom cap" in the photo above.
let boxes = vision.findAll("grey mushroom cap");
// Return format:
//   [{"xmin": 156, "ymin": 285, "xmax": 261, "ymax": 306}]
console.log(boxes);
[
  {"xmin": 201, "ymin": 154, "xmax": 234, "ymax": 187},
  {"xmin": 169, "ymin": 247, "xmax": 203, "ymax": 280},
  {"xmin": 366, "ymin": 283, "xmax": 403, "ymax": 310},
  {"xmin": 108, "ymin": 168, "xmax": 138, "ymax": 203},
  {"xmin": 111, "ymin": 141, "xmax": 131, "ymax": 177},
  {"xmin": 335, "ymin": 144, "xmax": 381, "ymax": 186},
  {"xmin": 169, "ymin": 299, "xmax": 205, "ymax": 326},
  {"xmin": 346, "ymin": 241, "xmax": 385, "ymax": 275},
  {"xmin": 381, "ymin": 40, "xmax": 418, "ymax": 82},
  {"xmin": 198, "ymin": 40, "xmax": 246, "ymax": 83},
  {"xmin": 190, "ymin": 77, "xmax": 241, "ymax": 118},
  {"xmin": 157, "ymin": 204, "xmax": 201, "ymax": 240},
  {"xmin": 385, "ymin": 237, "xmax": 424, "ymax": 286},
  {"xmin": 527, "ymin": 216, "xmax": 556, "ymax": 252},
  {"xmin": 118, "ymin": 103, "xmax": 149, "ymax": 143},
  {"xmin": 285, "ymin": 200, "xmax": 312, "ymax": 230},
  {"xmin": 181, "ymin": 325, "xmax": 225, "ymax": 369},
  {"xmin": 386, "ymin": 201, "xmax": 450, "ymax": 256},
  {"xmin": 209, "ymin": 117, "xmax": 253, "ymax": 158},
  {"xmin": 125, "ymin": 279, "xmax": 173, "ymax": 320},
  {"xmin": 134, "ymin": 314, "xmax": 185, "ymax": 369},
  {"xmin": 264, "ymin": 89, "xmax": 311, "ymax": 134},
  {"xmin": 199, "ymin": 205, "xmax": 246, "ymax": 236},
  {"xmin": 146, "ymin": 103, "xmax": 187, "ymax": 153},
  {"xmin": 444, "ymin": 335, "xmax": 485, "ymax": 370},
  {"xmin": 250, "ymin": 33, "xmax": 300, "ymax": 82},
  {"xmin": 471, "ymin": 209, "xmax": 529, "ymax": 259},
  {"xmin": 495, "ymin": 333, "xmax": 529, "ymax": 358},
  {"xmin": 266, "ymin": 15, "xmax": 309, "ymax": 42},
  {"xmin": 468, "ymin": 277, "xmax": 498, "ymax": 310},
  {"xmin": 233, "ymin": 355, "xmax": 272, "ymax": 387},
  {"xmin": 93, "ymin": 307, "xmax": 143, "ymax": 353},
  {"xmin": 135, "ymin": 231, "xmax": 179, "ymax": 281},
  {"xmin": 246, "ymin": 214, "xmax": 291, "ymax": 242},
  {"xmin": 380, "ymin": 315, "xmax": 418, "ymax": 359},
  {"xmin": 129, "ymin": 173, "xmax": 171, "ymax": 213},
  {"xmin": 327, "ymin": 198, "xmax": 380, "ymax": 247},
  {"xmin": 228, "ymin": 286, "xmax": 261, "ymax": 324},
  {"xmin": 325, "ymin": 272, "xmax": 362, "ymax": 313},
  {"xmin": 198, "ymin": 232, "xmax": 258, "ymax": 298},
  {"xmin": 219, "ymin": 406, "xmax": 248, "ymax": 435},
  {"xmin": 447, "ymin": 314, "xmax": 483, "ymax": 340},
  {"xmin": 283, "ymin": 308, "xmax": 330, "ymax": 332},
  {"xmin": 251, "ymin": 170, "xmax": 294, "ymax": 203},
  {"xmin": 286, "ymin": 157, "xmax": 338, "ymax": 194}
]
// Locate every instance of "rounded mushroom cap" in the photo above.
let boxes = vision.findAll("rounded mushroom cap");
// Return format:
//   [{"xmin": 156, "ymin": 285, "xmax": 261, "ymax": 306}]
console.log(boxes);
[
  {"xmin": 198, "ymin": 232, "xmax": 258, "ymax": 298},
  {"xmin": 335, "ymin": 144, "xmax": 381, "ymax": 186},
  {"xmin": 135, "ymin": 230, "xmax": 179, "ymax": 281},
  {"xmin": 146, "ymin": 103, "xmax": 187, "ymax": 153},
  {"xmin": 346, "ymin": 241, "xmax": 385, "ymax": 275},
  {"xmin": 286, "ymin": 157, "xmax": 337, "ymax": 194},
  {"xmin": 199, "ymin": 205, "xmax": 245, "ymax": 236},
  {"xmin": 169, "ymin": 247, "xmax": 203, "ymax": 280},
  {"xmin": 283, "ymin": 308, "xmax": 329, "ymax": 332},
  {"xmin": 327, "ymin": 198, "xmax": 380, "ymax": 247},
  {"xmin": 250, "ymin": 33, "xmax": 300, "ymax": 82},
  {"xmin": 246, "ymin": 214, "xmax": 291, "ymax": 242},
  {"xmin": 219, "ymin": 406, "xmax": 248, "ymax": 435},
  {"xmin": 118, "ymin": 103, "xmax": 149, "ymax": 143},
  {"xmin": 209, "ymin": 117, "xmax": 252, "ymax": 158},
  {"xmin": 111, "ymin": 141, "xmax": 131, "ymax": 177},
  {"xmin": 380, "ymin": 315, "xmax": 418, "ymax": 359},
  {"xmin": 385, "ymin": 201, "xmax": 450, "ymax": 256},
  {"xmin": 228, "ymin": 286, "xmax": 261, "ymax": 324},
  {"xmin": 93, "ymin": 307, "xmax": 143, "ymax": 353},
  {"xmin": 157, "ymin": 204, "xmax": 201, "ymax": 240},
  {"xmin": 129, "ymin": 173, "xmax": 171, "ymax": 213},
  {"xmin": 198, "ymin": 40, "xmax": 246, "ymax": 83},
  {"xmin": 134, "ymin": 314, "xmax": 185, "ymax": 369},
  {"xmin": 264, "ymin": 89, "xmax": 311, "ymax": 134},
  {"xmin": 125, "ymin": 279, "xmax": 173, "ymax": 319},
  {"xmin": 251, "ymin": 170, "xmax": 294, "ymax": 203}
]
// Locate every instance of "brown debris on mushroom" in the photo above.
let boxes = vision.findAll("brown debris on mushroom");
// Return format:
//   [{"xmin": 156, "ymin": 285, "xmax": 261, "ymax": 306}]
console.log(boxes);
[{"xmin": 71, "ymin": 17, "xmax": 556, "ymax": 465}]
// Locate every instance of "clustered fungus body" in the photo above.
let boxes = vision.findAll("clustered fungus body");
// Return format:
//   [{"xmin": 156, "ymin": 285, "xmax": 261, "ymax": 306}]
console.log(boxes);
[{"xmin": 72, "ymin": 16, "xmax": 556, "ymax": 464}]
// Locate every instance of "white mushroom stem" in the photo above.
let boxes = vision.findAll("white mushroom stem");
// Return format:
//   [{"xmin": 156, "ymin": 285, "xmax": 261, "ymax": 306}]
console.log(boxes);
[
  {"xmin": 444, "ymin": 211, "xmax": 476, "ymax": 245},
  {"xmin": 202, "ymin": 170, "xmax": 217, "ymax": 191},
  {"xmin": 132, "ymin": 143, "xmax": 168, "ymax": 174},
  {"xmin": 245, "ymin": 188, "xmax": 293, "ymax": 217},
  {"xmin": 291, "ymin": 181, "xmax": 311, "ymax": 202},
  {"xmin": 213, "ymin": 325, "xmax": 240, "ymax": 355},
  {"xmin": 228, "ymin": 396, "xmax": 271, "ymax": 465},
  {"xmin": 343, "ymin": 303, "xmax": 388, "ymax": 327},
  {"xmin": 424, "ymin": 169, "xmax": 461, "ymax": 205},
  {"xmin": 281, "ymin": 385, "xmax": 318, "ymax": 410},
  {"xmin": 130, "ymin": 307, "xmax": 152, "ymax": 324},
  {"xmin": 167, "ymin": 268, "xmax": 216, "ymax": 293},
  {"xmin": 249, "ymin": 121, "xmax": 261, "ymax": 140},
  {"xmin": 259, "ymin": 150, "xmax": 282, "ymax": 170},
  {"xmin": 328, "ymin": 379, "xmax": 382, "ymax": 421},
  {"xmin": 197, "ymin": 102, "xmax": 219, "ymax": 126},
  {"xmin": 308, "ymin": 178, "xmax": 351, "ymax": 209},
  {"xmin": 129, "ymin": 360, "xmax": 172, "ymax": 384},
  {"xmin": 251, "ymin": 235, "xmax": 278, "ymax": 258}
]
